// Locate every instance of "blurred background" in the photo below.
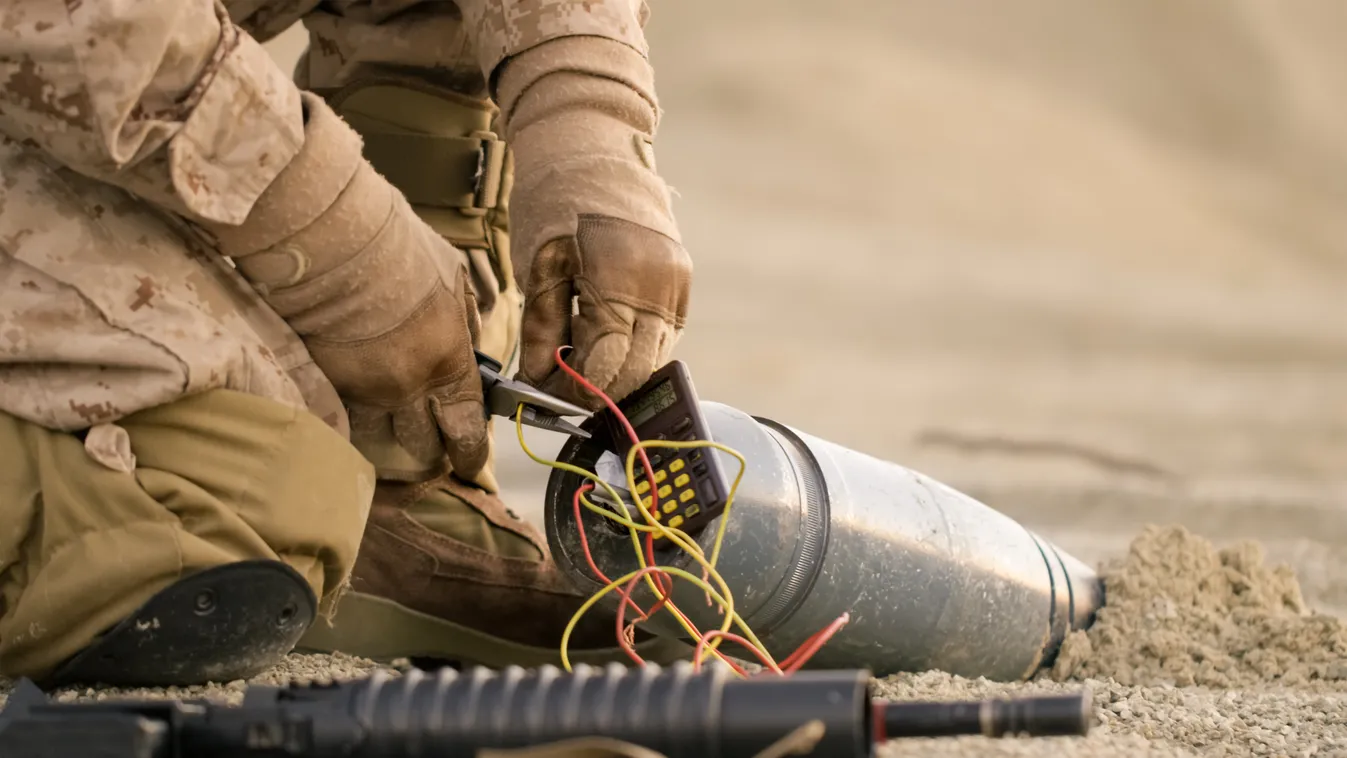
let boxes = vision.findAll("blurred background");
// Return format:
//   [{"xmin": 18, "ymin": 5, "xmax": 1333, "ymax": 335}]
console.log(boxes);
[{"xmin": 267, "ymin": 1, "xmax": 1347, "ymax": 607}]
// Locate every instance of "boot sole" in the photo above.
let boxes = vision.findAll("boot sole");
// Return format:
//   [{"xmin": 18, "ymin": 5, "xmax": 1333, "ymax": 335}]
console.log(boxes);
[{"xmin": 295, "ymin": 591, "xmax": 693, "ymax": 669}]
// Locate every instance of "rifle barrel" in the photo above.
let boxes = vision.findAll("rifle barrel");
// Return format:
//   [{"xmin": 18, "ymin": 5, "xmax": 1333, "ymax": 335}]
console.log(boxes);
[
  {"xmin": 878, "ymin": 690, "xmax": 1093, "ymax": 739},
  {"xmin": 0, "ymin": 663, "xmax": 1092, "ymax": 757}
]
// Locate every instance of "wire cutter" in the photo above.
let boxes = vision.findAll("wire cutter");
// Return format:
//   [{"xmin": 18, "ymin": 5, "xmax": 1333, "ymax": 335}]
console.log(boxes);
[{"xmin": 476, "ymin": 350, "xmax": 592, "ymax": 439}]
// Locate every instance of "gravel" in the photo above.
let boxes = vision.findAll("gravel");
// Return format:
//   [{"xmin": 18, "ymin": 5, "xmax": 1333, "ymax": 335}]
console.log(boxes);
[
  {"xmin": 877, "ymin": 525, "xmax": 1347, "ymax": 756},
  {"xmin": 876, "ymin": 672, "xmax": 1347, "ymax": 757},
  {"xmin": 0, "ymin": 651, "xmax": 395, "ymax": 707},
  {"xmin": 4, "ymin": 526, "xmax": 1346, "ymax": 756}
]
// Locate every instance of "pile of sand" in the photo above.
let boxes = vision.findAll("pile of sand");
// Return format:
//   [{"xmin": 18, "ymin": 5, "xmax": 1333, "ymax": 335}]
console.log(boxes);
[
  {"xmin": 1048, "ymin": 525, "xmax": 1347, "ymax": 689},
  {"xmin": 874, "ymin": 525, "xmax": 1347, "ymax": 754}
]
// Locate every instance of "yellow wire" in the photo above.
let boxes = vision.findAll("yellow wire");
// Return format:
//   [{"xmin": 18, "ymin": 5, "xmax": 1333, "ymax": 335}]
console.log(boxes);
[
  {"xmin": 513, "ymin": 406, "xmax": 783, "ymax": 673},
  {"xmin": 559, "ymin": 564, "xmax": 785, "ymax": 674},
  {"xmin": 574, "ymin": 486, "xmax": 767, "ymax": 662},
  {"xmin": 513, "ymin": 410, "xmax": 747, "ymax": 668},
  {"xmin": 621, "ymin": 441, "xmax": 742, "ymax": 587},
  {"xmin": 620, "ymin": 439, "xmax": 775, "ymax": 662},
  {"xmin": 601, "ymin": 437, "xmax": 757, "ymax": 663}
]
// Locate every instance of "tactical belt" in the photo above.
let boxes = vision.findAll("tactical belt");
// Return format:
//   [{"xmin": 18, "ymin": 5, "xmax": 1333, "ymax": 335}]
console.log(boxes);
[{"xmin": 360, "ymin": 130, "xmax": 508, "ymax": 215}]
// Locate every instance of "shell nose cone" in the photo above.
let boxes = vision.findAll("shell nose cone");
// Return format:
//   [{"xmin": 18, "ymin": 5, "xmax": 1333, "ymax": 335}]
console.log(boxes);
[
  {"xmin": 1060, "ymin": 549, "xmax": 1106, "ymax": 631},
  {"xmin": 1028, "ymin": 532, "xmax": 1106, "ymax": 670},
  {"xmin": 1040, "ymin": 537, "xmax": 1106, "ymax": 632}
]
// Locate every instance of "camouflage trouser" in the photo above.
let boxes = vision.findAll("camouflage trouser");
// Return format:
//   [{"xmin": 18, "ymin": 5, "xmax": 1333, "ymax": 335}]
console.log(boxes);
[
  {"xmin": 0, "ymin": 135, "xmax": 362, "ymax": 677},
  {"xmin": 0, "ymin": 130, "xmax": 521, "ymax": 679}
]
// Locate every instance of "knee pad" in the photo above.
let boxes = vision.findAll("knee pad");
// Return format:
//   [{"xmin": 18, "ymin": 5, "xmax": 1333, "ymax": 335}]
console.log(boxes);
[{"xmin": 41, "ymin": 560, "xmax": 316, "ymax": 688}]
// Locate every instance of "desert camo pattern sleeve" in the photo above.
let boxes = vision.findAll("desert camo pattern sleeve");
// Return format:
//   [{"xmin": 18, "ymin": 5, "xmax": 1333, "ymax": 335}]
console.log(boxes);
[
  {"xmin": 455, "ymin": 0, "xmax": 652, "ymax": 81},
  {"xmin": 0, "ymin": 0, "xmax": 304, "ymax": 225}
]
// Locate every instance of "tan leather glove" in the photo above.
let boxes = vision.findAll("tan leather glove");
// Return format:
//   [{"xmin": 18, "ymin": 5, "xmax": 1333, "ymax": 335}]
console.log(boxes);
[
  {"xmin": 201, "ymin": 92, "xmax": 489, "ymax": 482},
  {"xmin": 497, "ymin": 36, "xmax": 692, "ymax": 408}
]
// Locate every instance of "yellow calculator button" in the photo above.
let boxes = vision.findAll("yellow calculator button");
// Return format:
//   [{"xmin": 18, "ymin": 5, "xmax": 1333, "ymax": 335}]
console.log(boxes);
[
  {"xmin": 669, "ymin": 459, "xmax": 685, "ymax": 472},
  {"xmin": 652, "ymin": 509, "xmax": 662, "ymax": 521},
  {"xmin": 668, "ymin": 515, "xmax": 684, "ymax": 529},
  {"xmin": 679, "ymin": 489, "xmax": 695, "ymax": 503},
  {"xmin": 674, "ymin": 473, "xmax": 690, "ymax": 488},
  {"xmin": 654, "ymin": 470, "xmax": 668, "ymax": 483},
  {"xmin": 641, "ymin": 495, "xmax": 654, "ymax": 509},
  {"xmin": 635, "ymin": 480, "xmax": 651, "ymax": 495},
  {"xmin": 685, "ymin": 504, "xmax": 701, "ymax": 518},
  {"xmin": 662, "ymin": 501, "xmax": 678, "ymax": 514},
  {"xmin": 658, "ymin": 485, "xmax": 672, "ymax": 498}
]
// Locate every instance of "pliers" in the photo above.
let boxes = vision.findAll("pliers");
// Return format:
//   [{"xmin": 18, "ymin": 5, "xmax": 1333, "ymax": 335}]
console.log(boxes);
[{"xmin": 476, "ymin": 350, "xmax": 592, "ymax": 439}]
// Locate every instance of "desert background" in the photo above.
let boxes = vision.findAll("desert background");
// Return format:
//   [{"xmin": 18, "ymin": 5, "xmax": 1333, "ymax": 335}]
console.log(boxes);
[{"xmin": 270, "ymin": 3, "xmax": 1347, "ymax": 754}]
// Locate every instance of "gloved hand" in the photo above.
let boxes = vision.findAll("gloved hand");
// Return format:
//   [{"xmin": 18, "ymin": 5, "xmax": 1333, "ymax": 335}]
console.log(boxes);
[
  {"xmin": 202, "ymin": 92, "xmax": 489, "ymax": 482},
  {"xmin": 496, "ymin": 36, "xmax": 692, "ymax": 408}
]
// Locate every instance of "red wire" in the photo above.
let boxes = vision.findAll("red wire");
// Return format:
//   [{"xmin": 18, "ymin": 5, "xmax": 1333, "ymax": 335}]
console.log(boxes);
[
  {"xmin": 686, "ymin": 612, "xmax": 851, "ymax": 677},
  {"xmin": 571, "ymin": 482, "xmax": 646, "ymax": 666},
  {"xmin": 779, "ymin": 628, "xmax": 827, "ymax": 670},
  {"xmin": 692, "ymin": 630, "xmax": 784, "ymax": 674},
  {"xmin": 552, "ymin": 349, "xmax": 672, "ymax": 598},
  {"xmin": 572, "ymin": 482, "xmax": 649, "ymax": 620},
  {"xmin": 614, "ymin": 565, "xmax": 749, "ymax": 677},
  {"xmin": 571, "ymin": 481, "xmax": 681, "ymax": 666},
  {"xmin": 780, "ymin": 612, "xmax": 851, "ymax": 673},
  {"xmin": 551, "ymin": 347, "xmax": 851, "ymax": 675}
]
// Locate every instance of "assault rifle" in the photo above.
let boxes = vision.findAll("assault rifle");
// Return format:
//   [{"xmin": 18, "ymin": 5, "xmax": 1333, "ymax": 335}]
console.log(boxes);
[{"xmin": 0, "ymin": 662, "xmax": 1092, "ymax": 757}]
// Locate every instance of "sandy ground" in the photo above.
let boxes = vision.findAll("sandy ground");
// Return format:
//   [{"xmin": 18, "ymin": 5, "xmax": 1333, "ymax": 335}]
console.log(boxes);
[{"xmin": 3, "ymin": 3, "xmax": 1345, "ymax": 756}]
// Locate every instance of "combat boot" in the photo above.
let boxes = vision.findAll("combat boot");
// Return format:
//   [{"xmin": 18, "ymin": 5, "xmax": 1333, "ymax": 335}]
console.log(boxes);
[{"xmin": 297, "ymin": 473, "xmax": 689, "ymax": 668}]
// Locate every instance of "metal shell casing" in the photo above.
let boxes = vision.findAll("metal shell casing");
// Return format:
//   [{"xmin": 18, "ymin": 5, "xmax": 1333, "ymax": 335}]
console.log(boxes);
[{"xmin": 543, "ymin": 402, "xmax": 1104, "ymax": 681}]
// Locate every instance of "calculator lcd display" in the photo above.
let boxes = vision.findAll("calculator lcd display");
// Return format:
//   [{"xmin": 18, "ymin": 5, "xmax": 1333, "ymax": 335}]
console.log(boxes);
[{"xmin": 625, "ymin": 378, "xmax": 677, "ymax": 429}]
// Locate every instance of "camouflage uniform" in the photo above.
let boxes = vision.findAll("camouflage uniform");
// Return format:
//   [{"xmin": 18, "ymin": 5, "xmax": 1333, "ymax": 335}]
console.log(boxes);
[{"xmin": 0, "ymin": 0, "xmax": 690, "ymax": 683}]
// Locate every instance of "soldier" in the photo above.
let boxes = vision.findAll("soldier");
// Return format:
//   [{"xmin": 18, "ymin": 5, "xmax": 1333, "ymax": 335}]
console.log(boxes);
[{"xmin": 0, "ymin": 0, "xmax": 692, "ymax": 686}]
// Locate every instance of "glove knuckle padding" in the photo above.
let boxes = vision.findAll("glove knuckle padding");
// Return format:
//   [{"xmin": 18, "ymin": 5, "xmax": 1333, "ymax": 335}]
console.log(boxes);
[
  {"xmin": 605, "ymin": 314, "xmax": 671, "ymax": 403},
  {"xmin": 201, "ymin": 92, "xmax": 485, "ymax": 479},
  {"xmin": 303, "ymin": 281, "xmax": 475, "ymax": 404},
  {"xmin": 429, "ymin": 395, "xmax": 491, "ymax": 476},
  {"xmin": 564, "ymin": 216, "xmax": 690, "ymax": 401},
  {"xmin": 574, "ymin": 214, "xmax": 691, "ymax": 327}
]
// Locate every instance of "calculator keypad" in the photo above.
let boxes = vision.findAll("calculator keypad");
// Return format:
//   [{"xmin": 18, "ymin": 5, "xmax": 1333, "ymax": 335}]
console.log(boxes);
[
  {"xmin": 628, "ymin": 414, "xmax": 717, "ymax": 539},
  {"xmin": 604, "ymin": 357, "xmax": 729, "ymax": 541}
]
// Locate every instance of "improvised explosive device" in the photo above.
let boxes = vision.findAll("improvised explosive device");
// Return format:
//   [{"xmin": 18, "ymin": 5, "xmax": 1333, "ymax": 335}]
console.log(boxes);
[
  {"xmin": 539, "ymin": 361, "xmax": 1106, "ymax": 681},
  {"xmin": 0, "ymin": 663, "xmax": 1093, "ymax": 757}
]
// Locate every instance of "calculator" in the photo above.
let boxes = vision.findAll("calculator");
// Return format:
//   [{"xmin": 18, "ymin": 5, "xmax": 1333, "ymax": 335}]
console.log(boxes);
[{"xmin": 598, "ymin": 360, "xmax": 729, "ymax": 541}]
